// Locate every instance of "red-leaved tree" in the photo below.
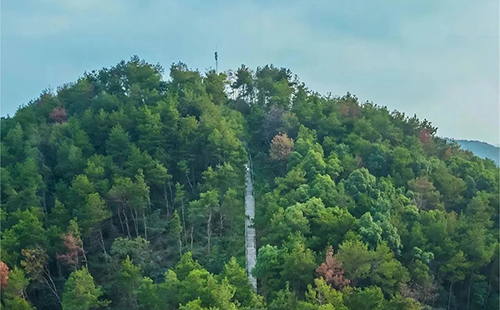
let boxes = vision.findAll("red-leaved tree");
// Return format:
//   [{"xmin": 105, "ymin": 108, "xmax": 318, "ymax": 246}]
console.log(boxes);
[
  {"xmin": 0, "ymin": 261, "xmax": 9, "ymax": 289},
  {"xmin": 57, "ymin": 232, "xmax": 87, "ymax": 269},
  {"xmin": 418, "ymin": 128, "xmax": 432, "ymax": 144},
  {"xmin": 49, "ymin": 107, "xmax": 67, "ymax": 123},
  {"xmin": 316, "ymin": 246, "xmax": 350, "ymax": 290}
]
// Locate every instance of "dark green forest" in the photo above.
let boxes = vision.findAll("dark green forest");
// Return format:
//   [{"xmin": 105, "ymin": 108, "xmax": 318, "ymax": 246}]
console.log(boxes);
[{"xmin": 1, "ymin": 57, "xmax": 498, "ymax": 310}]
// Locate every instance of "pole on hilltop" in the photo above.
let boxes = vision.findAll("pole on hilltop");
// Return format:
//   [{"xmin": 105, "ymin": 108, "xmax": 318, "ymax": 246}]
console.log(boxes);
[{"xmin": 215, "ymin": 47, "xmax": 218, "ymax": 74}]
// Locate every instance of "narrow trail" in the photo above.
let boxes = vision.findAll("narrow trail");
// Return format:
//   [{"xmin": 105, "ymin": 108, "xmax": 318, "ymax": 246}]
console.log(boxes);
[{"xmin": 244, "ymin": 162, "xmax": 257, "ymax": 291}]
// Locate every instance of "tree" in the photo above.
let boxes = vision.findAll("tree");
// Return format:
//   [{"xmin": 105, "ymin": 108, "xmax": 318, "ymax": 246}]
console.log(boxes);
[
  {"xmin": 281, "ymin": 234, "xmax": 317, "ymax": 293},
  {"xmin": 21, "ymin": 246, "xmax": 60, "ymax": 304},
  {"xmin": 50, "ymin": 107, "xmax": 67, "ymax": 123},
  {"xmin": 108, "ymin": 171, "xmax": 150, "ymax": 238},
  {"xmin": 268, "ymin": 284, "xmax": 297, "ymax": 310},
  {"xmin": 252, "ymin": 245, "xmax": 283, "ymax": 295},
  {"xmin": 408, "ymin": 177, "xmax": 441, "ymax": 210},
  {"xmin": 316, "ymin": 246, "xmax": 350, "ymax": 290},
  {"xmin": 137, "ymin": 277, "xmax": 163, "ymax": 310},
  {"xmin": 3, "ymin": 267, "xmax": 29, "ymax": 299},
  {"xmin": 136, "ymin": 106, "xmax": 164, "ymax": 154},
  {"xmin": 0, "ymin": 261, "xmax": 9, "ymax": 289},
  {"xmin": 57, "ymin": 231, "xmax": 87, "ymax": 270},
  {"xmin": 270, "ymin": 133, "xmax": 295, "ymax": 162},
  {"xmin": 441, "ymin": 251, "xmax": 470, "ymax": 310},
  {"xmin": 105, "ymin": 124, "xmax": 130, "ymax": 166},
  {"xmin": 385, "ymin": 295, "xmax": 421, "ymax": 310},
  {"xmin": 358, "ymin": 212, "xmax": 382, "ymax": 249},
  {"xmin": 169, "ymin": 210, "xmax": 184, "ymax": 259},
  {"xmin": 204, "ymin": 70, "xmax": 228, "ymax": 105},
  {"xmin": 2, "ymin": 297, "xmax": 35, "ymax": 310},
  {"xmin": 219, "ymin": 257, "xmax": 255, "ymax": 306},
  {"xmin": 81, "ymin": 193, "xmax": 111, "ymax": 256},
  {"xmin": 370, "ymin": 243, "xmax": 409, "ymax": 294},
  {"xmin": 298, "ymin": 277, "xmax": 347, "ymax": 310},
  {"xmin": 344, "ymin": 286, "xmax": 385, "ymax": 310},
  {"xmin": 61, "ymin": 268, "xmax": 109, "ymax": 310},
  {"xmin": 117, "ymin": 256, "xmax": 142, "ymax": 309},
  {"xmin": 1, "ymin": 209, "xmax": 47, "ymax": 265},
  {"xmin": 336, "ymin": 239, "xmax": 373, "ymax": 286},
  {"xmin": 400, "ymin": 282, "xmax": 438, "ymax": 306},
  {"xmin": 231, "ymin": 65, "xmax": 254, "ymax": 101},
  {"xmin": 110, "ymin": 237, "xmax": 152, "ymax": 271},
  {"xmin": 1, "ymin": 266, "xmax": 34, "ymax": 310},
  {"xmin": 81, "ymin": 193, "xmax": 111, "ymax": 235},
  {"xmin": 188, "ymin": 190, "xmax": 219, "ymax": 257},
  {"xmin": 173, "ymin": 252, "xmax": 202, "ymax": 281}
]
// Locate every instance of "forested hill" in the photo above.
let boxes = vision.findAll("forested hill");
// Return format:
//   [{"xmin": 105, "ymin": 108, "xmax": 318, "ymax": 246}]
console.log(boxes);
[{"xmin": 1, "ymin": 57, "xmax": 499, "ymax": 310}]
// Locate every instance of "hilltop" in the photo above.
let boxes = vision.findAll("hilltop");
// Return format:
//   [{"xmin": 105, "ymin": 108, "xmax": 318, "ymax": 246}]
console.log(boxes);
[{"xmin": 1, "ymin": 57, "xmax": 498, "ymax": 310}]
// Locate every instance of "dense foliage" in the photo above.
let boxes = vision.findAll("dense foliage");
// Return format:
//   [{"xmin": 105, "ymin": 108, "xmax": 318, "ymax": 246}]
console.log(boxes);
[{"xmin": 1, "ymin": 57, "xmax": 498, "ymax": 310}]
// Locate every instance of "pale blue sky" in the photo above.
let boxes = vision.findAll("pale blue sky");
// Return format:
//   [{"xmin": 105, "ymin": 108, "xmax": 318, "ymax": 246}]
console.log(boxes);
[{"xmin": 1, "ymin": 0, "xmax": 499, "ymax": 145}]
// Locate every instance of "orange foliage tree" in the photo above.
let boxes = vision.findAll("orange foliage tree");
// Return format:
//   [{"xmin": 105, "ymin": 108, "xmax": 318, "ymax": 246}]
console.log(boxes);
[
  {"xmin": 0, "ymin": 261, "xmax": 9, "ymax": 289},
  {"xmin": 316, "ymin": 246, "xmax": 350, "ymax": 290},
  {"xmin": 270, "ymin": 133, "xmax": 294, "ymax": 161}
]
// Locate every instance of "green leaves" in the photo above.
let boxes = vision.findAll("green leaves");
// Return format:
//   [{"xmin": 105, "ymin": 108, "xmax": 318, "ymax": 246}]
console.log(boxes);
[
  {"xmin": 337, "ymin": 240, "xmax": 409, "ymax": 294},
  {"xmin": 106, "ymin": 124, "xmax": 131, "ymax": 166},
  {"xmin": 62, "ymin": 268, "xmax": 109, "ymax": 310}
]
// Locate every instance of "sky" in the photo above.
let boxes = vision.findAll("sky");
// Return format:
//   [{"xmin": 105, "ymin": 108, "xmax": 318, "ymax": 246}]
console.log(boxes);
[{"xmin": 1, "ymin": 0, "xmax": 499, "ymax": 145}]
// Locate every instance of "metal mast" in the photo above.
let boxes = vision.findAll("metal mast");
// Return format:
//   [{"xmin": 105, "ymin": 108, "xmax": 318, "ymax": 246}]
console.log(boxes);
[{"xmin": 214, "ymin": 47, "xmax": 218, "ymax": 74}]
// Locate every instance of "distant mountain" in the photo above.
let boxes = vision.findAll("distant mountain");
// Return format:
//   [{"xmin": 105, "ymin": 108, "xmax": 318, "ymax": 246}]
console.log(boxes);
[{"xmin": 452, "ymin": 139, "xmax": 499, "ymax": 165}]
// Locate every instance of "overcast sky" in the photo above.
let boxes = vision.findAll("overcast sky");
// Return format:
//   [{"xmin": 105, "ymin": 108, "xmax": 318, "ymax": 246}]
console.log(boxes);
[{"xmin": 1, "ymin": 0, "xmax": 499, "ymax": 145}]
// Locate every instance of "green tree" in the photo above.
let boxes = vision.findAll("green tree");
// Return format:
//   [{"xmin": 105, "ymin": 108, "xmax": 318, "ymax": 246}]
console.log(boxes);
[
  {"xmin": 61, "ymin": 268, "xmax": 109, "ymax": 310},
  {"xmin": 281, "ymin": 234, "xmax": 317, "ymax": 293},
  {"xmin": 253, "ymin": 245, "xmax": 283, "ymax": 295},
  {"xmin": 117, "ymin": 256, "xmax": 142, "ymax": 309},
  {"xmin": 219, "ymin": 257, "xmax": 254, "ymax": 306},
  {"xmin": 81, "ymin": 192, "xmax": 111, "ymax": 238},
  {"xmin": 2, "ymin": 210, "xmax": 47, "ymax": 265},
  {"xmin": 344, "ymin": 286, "xmax": 385, "ymax": 310},
  {"xmin": 105, "ymin": 124, "xmax": 130, "ymax": 166}
]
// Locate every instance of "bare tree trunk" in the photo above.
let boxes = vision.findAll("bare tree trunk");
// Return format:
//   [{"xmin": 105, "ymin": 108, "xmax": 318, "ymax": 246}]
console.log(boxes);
[
  {"xmin": 40, "ymin": 192, "xmax": 47, "ymax": 214},
  {"xmin": 191, "ymin": 163, "xmax": 196, "ymax": 189},
  {"xmin": 122, "ymin": 209, "xmax": 132, "ymax": 238},
  {"xmin": 190, "ymin": 227, "xmax": 194, "ymax": 251},
  {"xmin": 133, "ymin": 209, "xmax": 139, "ymax": 237},
  {"xmin": 182, "ymin": 200, "xmax": 188, "ymax": 245},
  {"xmin": 117, "ymin": 206, "xmax": 125, "ymax": 235},
  {"xmin": 99, "ymin": 227, "xmax": 109, "ymax": 264},
  {"xmin": 186, "ymin": 171, "xmax": 194, "ymax": 189},
  {"xmin": 164, "ymin": 184, "xmax": 170, "ymax": 217},
  {"xmin": 143, "ymin": 211, "xmax": 147, "ymax": 240},
  {"xmin": 82, "ymin": 251, "xmax": 88, "ymax": 269},
  {"xmin": 207, "ymin": 211, "xmax": 212, "ymax": 257},
  {"xmin": 81, "ymin": 240, "xmax": 88, "ymax": 269},
  {"xmin": 467, "ymin": 273, "xmax": 473, "ymax": 310},
  {"xmin": 483, "ymin": 278, "xmax": 491, "ymax": 310},
  {"xmin": 44, "ymin": 267, "xmax": 61, "ymax": 304},
  {"xmin": 130, "ymin": 209, "xmax": 136, "ymax": 235},
  {"xmin": 448, "ymin": 282, "xmax": 453, "ymax": 310},
  {"xmin": 178, "ymin": 234, "xmax": 183, "ymax": 257},
  {"xmin": 219, "ymin": 213, "xmax": 224, "ymax": 237},
  {"xmin": 57, "ymin": 259, "xmax": 62, "ymax": 279},
  {"xmin": 169, "ymin": 182, "xmax": 174, "ymax": 207}
]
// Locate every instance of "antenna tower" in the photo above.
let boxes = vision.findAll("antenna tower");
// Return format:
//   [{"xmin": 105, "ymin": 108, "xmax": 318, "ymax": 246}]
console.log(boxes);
[{"xmin": 215, "ymin": 47, "xmax": 218, "ymax": 73}]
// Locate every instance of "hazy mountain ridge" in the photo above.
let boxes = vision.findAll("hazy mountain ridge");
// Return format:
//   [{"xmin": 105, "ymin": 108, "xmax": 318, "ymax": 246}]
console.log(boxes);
[{"xmin": 448, "ymin": 139, "xmax": 500, "ymax": 166}]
